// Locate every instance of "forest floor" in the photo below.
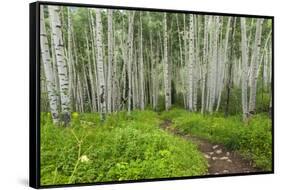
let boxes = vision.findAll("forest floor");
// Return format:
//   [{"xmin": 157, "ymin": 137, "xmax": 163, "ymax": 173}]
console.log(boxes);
[
  {"xmin": 40, "ymin": 109, "xmax": 271, "ymax": 185},
  {"xmin": 159, "ymin": 119, "xmax": 260, "ymax": 175}
]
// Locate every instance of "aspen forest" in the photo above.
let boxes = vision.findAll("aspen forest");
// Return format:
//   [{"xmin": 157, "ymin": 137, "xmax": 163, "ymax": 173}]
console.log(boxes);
[{"xmin": 40, "ymin": 5, "xmax": 273, "ymax": 185}]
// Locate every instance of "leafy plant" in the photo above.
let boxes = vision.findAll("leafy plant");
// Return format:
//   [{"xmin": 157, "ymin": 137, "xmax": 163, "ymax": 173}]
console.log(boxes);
[
  {"xmin": 40, "ymin": 111, "xmax": 207, "ymax": 185},
  {"xmin": 161, "ymin": 108, "xmax": 272, "ymax": 170}
]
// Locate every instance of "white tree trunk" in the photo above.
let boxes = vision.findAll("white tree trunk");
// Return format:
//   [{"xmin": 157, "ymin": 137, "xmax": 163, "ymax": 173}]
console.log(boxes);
[
  {"xmin": 126, "ymin": 11, "xmax": 135, "ymax": 114},
  {"xmin": 240, "ymin": 17, "xmax": 249, "ymax": 120},
  {"xmin": 95, "ymin": 9, "xmax": 106, "ymax": 121},
  {"xmin": 107, "ymin": 10, "xmax": 113, "ymax": 113},
  {"xmin": 163, "ymin": 13, "xmax": 171, "ymax": 110},
  {"xmin": 89, "ymin": 12, "xmax": 100, "ymax": 112},
  {"xmin": 49, "ymin": 5, "xmax": 71, "ymax": 125},
  {"xmin": 201, "ymin": 15, "xmax": 209, "ymax": 114},
  {"xmin": 208, "ymin": 16, "xmax": 218, "ymax": 113},
  {"xmin": 112, "ymin": 24, "xmax": 118, "ymax": 112},
  {"xmin": 176, "ymin": 14, "xmax": 183, "ymax": 67},
  {"xmin": 139, "ymin": 13, "xmax": 145, "ymax": 110},
  {"xmin": 248, "ymin": 18, "xmax": 264, "ymax": 113},
  {"xmin": 188, "ymin": 14, "xmax": 194, "ymax": 111},
  {"xmin": 40, "ymin": 7, "xmax": 59, "ymax": 123},
  {"xmin": 182, "ymin": 15, "xmax": 187, "ymax": 109},
  {"xmin": 216, "ymin": 17, "xmax": 232, "ymax": 112},
  {"xmin": 67, "ymin": 7, "xmax": 74, "ymax": 112}
]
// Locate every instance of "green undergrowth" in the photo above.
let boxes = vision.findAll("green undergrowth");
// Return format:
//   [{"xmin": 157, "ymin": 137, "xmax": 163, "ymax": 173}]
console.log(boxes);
[
  {"xmin": 160, "ymin": 108, "xmax": 272, "ymax": 171},
  {"xmin": 40, "ymin": 110, "xmax": 207, "ymax": 186}
]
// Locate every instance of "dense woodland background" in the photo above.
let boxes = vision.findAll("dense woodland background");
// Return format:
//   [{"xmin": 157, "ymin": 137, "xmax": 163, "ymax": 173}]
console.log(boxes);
[
  {"xmin": 40, "ymin": 5, "xmax": 272, "ymax": 123},
  {"xmin": 39, "ymin": 5, "xmax": 272, "ymax": 185}
]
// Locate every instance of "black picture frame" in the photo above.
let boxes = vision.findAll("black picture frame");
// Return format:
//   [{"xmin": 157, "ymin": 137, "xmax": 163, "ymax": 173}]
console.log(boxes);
[{"xmin": 30, "ymin": 1, "xmax": 274, "ymax": 189}]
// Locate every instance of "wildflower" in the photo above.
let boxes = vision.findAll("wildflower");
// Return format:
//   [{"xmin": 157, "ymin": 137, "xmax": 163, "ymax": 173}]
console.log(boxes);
[{"xmin": 80, "ymin": 155, "xmax": 90, "ymax": 163}]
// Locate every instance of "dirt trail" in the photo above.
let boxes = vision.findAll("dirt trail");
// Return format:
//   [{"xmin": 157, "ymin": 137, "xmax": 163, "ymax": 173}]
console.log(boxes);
[{"xmin": 160, "ymin": 120, "xmax": 260, "ymax": 175}]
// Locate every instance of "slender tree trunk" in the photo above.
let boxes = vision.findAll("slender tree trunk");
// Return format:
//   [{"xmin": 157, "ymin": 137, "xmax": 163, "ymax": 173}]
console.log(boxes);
[
  {"xmin": 183, "ymin": 15, "xmax": 188, "ymax": 109},
  {"xmin": 216, "ymin": 17, "xmax": 232, "ymax": 112},
  {"xmin": 139, "ymin": 13, "xmax": 145, "ymax": 110},
  {"xmin": 112, "ymin": 25, "xmax": 118, "ymax": 112},
  {"xmin": 107, "ymin": 10, "xmax": 113, "ymax": 113},
  {"xmin": 82, "ymin": 62, "xmax": 91, "ymax": 112},
  {"xmin": 248, "ymin": 19, "xmax": 264, "ymax": 114},
  {"xmin": 95, "ymin": 9, "xmax": 106, "ymax": 121},
  {"xmin": 49, "ymin": 5, "xmax": 71, "ymax": 126},
  {"xmin": 193, "ymin": 15, "xmax": 200, "ymax": 112},
  {"xmin": 201, "ymin": 15, "xmax": 209, "ymax": 114},
  {"xmin": 206, "ymin": 17, "xmax": 213, "ymax": 112},
  {"xmin": 208, "ymin": 16, "xmax": 217, "ymax": 113},
  {"xmin": 225, "ymin": 18, "xmax": 235, "ymax": 116},
  {"xmin": 240, "ymin": 17, "xmax": 249, "ymax": 121},
  {"xmin": 154, "ymin": 40, "xmax": 160, "ymax": 110},
  {"xmin": 176, "ymin": 14, "xmax": 183, "ymax": 67},
  {"xmin": 40, "ymin": 7, "xmax": 59, "ymax": 123},
  {"xmin": 71, "ymin": 33, "xmax": 78, "ymax": 112},
  {"xmin": 89, "ymin": 10, "xmax": 100, "ymax": 112},
  {"xmin": 188, "ymin": 14, "xmax": 195, "ymax": 111},
  {"xmin": 67, "ymin": 8, "xmax": 74, "ymax": 111},
  {"xmin": 77, "ymin": 75, "xmax": 84, "ymax": 112},
  {"xmin": 127, "ymin": 11, "xmax": 135, "ymax": 114},
  {"xmin": 85, "ymin": 31, "xmax": 96, "ymax": 112},
  {"xmin": 163, "ymin": 13, "xmax": 171, "ymax": 110}
]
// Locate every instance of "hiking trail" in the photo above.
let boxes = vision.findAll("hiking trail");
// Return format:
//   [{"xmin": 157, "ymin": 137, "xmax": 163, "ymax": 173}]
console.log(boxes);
[{"xmin": 160, "ymin": 119, "xmax": 260, "ymax": 175}]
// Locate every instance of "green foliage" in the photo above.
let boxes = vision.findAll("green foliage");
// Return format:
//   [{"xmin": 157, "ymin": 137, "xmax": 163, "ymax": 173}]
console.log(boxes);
[
  {"xmin": 215, "ymin": 87, "xmax": 242, "ymax": 115},
  {"xmin": 41, "ymin": 106, "xmax": 272, "ymax": 186},
  {"xmin": 41, "ymin": 111, "xmax": 207, "ymax": 185},
  {"xmin": 154, "ymin": 95, "xmax": 165, "ymax": 112},
  {"xmin": 256, "ymin": 85, "xmax": 271, "ymax": 113},
  {"xmin": 160, "ymin": 108, "xmax": 272, "ymax": 171}
]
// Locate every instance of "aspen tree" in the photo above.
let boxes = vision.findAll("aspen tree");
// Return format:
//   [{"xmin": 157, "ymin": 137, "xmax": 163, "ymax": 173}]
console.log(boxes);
[
  {"xmin": 107, "ymin": 10, "xmax": 113, "ymax": 113},
  {"xmin": 188, "ymin": 15, "xmax": 195, "ymax": 111},
  {"xmin": 95, "ymin": 9, "xmax": 106, "ymax": 121},
  {"xmin": 249, "ymin": 19, "xmax": 264, "ymax": 114},
  {"xmin": 163, "ymin": 13, "xmax": 171, "ymax": 110},
  {"xmin": 127, "ymin": 11, "xmax": 135, "ymax": 114},
  {"xmin": 49, "ymin": 6, "xmax": 71, "ymax": 125},
  {"xmin": 139, "ymin": 13, "xmax": 145, "ymax": 110},
  {"xmin": 40, "ymin": 7, "xmax": 59, "ymax": 123},
  {"xmin": 240, "ymin": 17, "xmax": 249, "ymax": 120}
]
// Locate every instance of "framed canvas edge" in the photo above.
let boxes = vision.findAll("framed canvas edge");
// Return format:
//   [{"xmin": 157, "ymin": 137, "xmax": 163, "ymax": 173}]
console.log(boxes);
[
  {"xmin": 29, "ymin": 1, "xmax": 275, "ymax": 189},
  {"xmin": 271, "ymin": 16, "xmax": 274, "ymax": 174},
  {"xmin": 30, "ymin": 1, "xmax": 41, "ymax": 189},
  {"xmin": 37, "ymin": 0, "xmax": 274, "ymax": 18}
]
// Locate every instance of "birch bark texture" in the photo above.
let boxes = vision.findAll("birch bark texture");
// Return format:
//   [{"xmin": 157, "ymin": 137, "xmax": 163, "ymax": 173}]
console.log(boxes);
[
  {"xmin": 240, "ymin": 17, "xmax": 249, "ymax": 120},
  {"xmin": 40, "ymin": 9, "xmax": 272, "ymax": 123},
  {"xmin": 127, "ymin": 11, "xmax": 135, "ymax": 114},
  {"xmin": 48, "ymin": 5, "xmax": 71, "ymax": 125},
  {"xmin": 95, "ymin": 9, "xmax": 106, "ymax": 121},
  {"xmin": 40, "ymin": 7, "xmax": 59, "ymax": 123},
  {"xmin": 248, "ymin": 19, "xmax": 264, "ymax": 114},
  {"xmin": 163, "ymin": 13, "xmax": 171, "ymax": 110},
  {"xmin": 139, "ymin": 13, "xmax": 145, "ymax": 110},
  {"xmin": 188, "ymin": 14, "xmax": 194, "ymax": 111},
  {"xmin": 107, "ymin": 9, "xmax": 113, "ymax": 113}
]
